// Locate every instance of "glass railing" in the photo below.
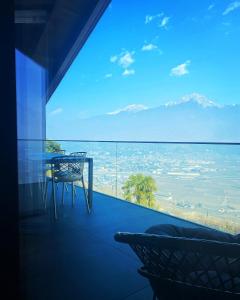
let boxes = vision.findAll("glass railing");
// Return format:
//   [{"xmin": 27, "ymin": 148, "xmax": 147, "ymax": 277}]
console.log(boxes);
[{"xmin": 18, "ymin": 139, "xmax": 240, "ymax": 233}]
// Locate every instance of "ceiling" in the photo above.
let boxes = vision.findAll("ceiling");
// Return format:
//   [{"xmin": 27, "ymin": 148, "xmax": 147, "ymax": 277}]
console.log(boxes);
[{"xmin": 15, "ymin": 0, "xmax": 110, "ymax": 100}]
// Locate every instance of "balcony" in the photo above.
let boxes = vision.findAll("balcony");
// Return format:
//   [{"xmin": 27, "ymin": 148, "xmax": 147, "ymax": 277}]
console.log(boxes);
[{"xmin": 19, "ymin": 139, "xmax": 240, "ymax": 299}]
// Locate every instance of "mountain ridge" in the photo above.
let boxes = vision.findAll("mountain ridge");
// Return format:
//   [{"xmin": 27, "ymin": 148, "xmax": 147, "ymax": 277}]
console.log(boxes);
[{"xmin": 66, "ymin": 94, "xmax": 240, "ymax": 142}]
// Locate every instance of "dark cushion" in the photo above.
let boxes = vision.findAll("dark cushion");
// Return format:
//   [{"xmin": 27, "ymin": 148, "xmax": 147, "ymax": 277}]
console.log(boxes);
[
  {"xmin": 145, "ymin": 224, "xmax": 239, "ymax": 243},
  {"xmin": 234, "ymin": 233, "xmax": 240, "ymax": 243}
]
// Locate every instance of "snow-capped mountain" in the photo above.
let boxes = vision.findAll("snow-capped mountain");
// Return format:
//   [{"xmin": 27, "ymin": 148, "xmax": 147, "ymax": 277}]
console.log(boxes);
[
  {"xmin": 165, "ymin": 93, "xmax": 222, "ymax": 108},
  {"xmin": 53, "ymin": 93, "xmax": 240, "ymax": 142}
]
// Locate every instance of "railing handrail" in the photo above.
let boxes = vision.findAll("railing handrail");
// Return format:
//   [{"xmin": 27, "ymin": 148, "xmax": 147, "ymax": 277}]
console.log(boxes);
[{"xmin": 17, "ymin": 138, "xmax": 240, "ymax": 146}]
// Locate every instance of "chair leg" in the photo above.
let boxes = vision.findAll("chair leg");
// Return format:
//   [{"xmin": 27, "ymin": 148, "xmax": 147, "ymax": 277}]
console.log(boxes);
[
  {"xmin": 39, "ymin": 180, "xmax": 45, "ymax": 206},
  {"xmin": 29, "ymin": 183, "xmax": 33, "ymax": 199},
  {"xmin": 43, "ymin": 178, "xmax": 47, "ymax": 206},
  {"xmin": 52, "ymin": 180, "xmax": 57, "ymax": 219},
  {"xmin": 64, "ymin": 183, "xmax": 68, "ymax": 192},
  {"xmin": 72, "ymin": 182, "xmax": 75, "ymax": 207},
  {"xmin": 44, "ymin": 180, "xmax": 49, "ymax": 209},
  {"xmin": 82, "ymin": 178, "xmax": 90, "ymax": 213},
  {"xmin": 61, "ymin": 182, "xmax": 64, "ymax": 206},
  {"xmin": 74, "ymin": 185, "xmax": 77, "ymax": 196}
]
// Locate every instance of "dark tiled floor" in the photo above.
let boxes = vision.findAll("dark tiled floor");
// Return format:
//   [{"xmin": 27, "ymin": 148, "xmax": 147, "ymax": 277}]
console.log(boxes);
[{"xmin": 20, "ymin": 187, "xmax": 200, "ymax": 300}]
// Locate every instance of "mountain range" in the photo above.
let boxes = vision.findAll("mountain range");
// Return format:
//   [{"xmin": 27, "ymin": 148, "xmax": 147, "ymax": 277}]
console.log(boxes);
[{"xmin": 76, "ymin": 93, "xmax": 240, "ymax": 142}]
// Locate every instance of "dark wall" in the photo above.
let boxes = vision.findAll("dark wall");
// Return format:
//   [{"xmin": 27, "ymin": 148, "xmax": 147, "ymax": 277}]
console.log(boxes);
[{"xmin": 0, "ymin": 1, "xmax": 19, "ymax": 298}]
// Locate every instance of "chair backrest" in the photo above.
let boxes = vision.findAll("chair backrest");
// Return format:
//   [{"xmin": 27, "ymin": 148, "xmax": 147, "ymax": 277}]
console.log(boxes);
[
  {"xmin": 114, "ymin": 232, "xmax": 240, "ymax": 296},
  {"xmin": 51, "ymin": 154, "xmax": 86, "ymax": 179},
  {"xmin": 70, "ymin": 151, "xmax": 87, "ymax": 157}
]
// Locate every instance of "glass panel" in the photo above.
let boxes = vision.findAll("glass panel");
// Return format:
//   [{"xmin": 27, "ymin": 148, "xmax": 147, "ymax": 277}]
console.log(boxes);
[
  {"xmin": 17, "ymin": 139, "xmax": 240, "ymax": 233},
  {"xmin": 117, "ymin": 142, "xmax": 240, "ymax": 233}
]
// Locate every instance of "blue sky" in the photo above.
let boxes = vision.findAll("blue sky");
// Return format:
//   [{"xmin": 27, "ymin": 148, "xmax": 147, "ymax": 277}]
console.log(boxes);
[{"xmin": 47, "ymin": 0, "xmax": 240, "ymax": 129}]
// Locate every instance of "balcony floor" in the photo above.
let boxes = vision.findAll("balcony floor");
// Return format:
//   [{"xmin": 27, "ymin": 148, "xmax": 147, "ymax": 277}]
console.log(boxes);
[{"xmin": 20, "ymin": 186, "xmax": 201, "ymax": 300}]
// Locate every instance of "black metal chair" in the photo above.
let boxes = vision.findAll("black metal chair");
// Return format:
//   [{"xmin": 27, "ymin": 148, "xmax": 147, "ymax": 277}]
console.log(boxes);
[
  {"xmin": 43, "ymin": 149, "xmax": 67, "ymax": 204},
  {"xmin": 114, "ymin": 231, "xmax": 240, "ymax": 300},
  {"xmin": 50, "ymin": 154, "xmax": 89, "ymax": 219}
]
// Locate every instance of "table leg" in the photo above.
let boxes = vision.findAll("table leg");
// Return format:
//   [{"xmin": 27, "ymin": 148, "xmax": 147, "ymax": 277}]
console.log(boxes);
[{"xmin": 88, "ymin": 158, "xmax": 93, "ymax": 211}]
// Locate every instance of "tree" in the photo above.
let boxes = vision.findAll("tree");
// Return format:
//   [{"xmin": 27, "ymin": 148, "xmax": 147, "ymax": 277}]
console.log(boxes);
[
  {"xmin": 45, "ymin": 140, "xmax": 62, "ymax": 153},
  {"xmin": 122, "ymin": 173, "xmax": 157, "ymax": 208}
]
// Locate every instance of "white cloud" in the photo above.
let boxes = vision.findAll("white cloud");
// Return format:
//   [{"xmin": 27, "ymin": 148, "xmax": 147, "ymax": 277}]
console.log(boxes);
[
  {"xmin": 105, "ymin": 73, "xmax": 113, "ymax": 78},
  {"xmin": 170, "ymin": 60, "xmax": 191, "ymax": 77},
  {"xmin": 110, "ymin": 51, "xmax": 135, "ymax": 77},
  {"xmin": 122, "ymin": 69, "xmax": 135, "ymax": 76},
  {"xmin": 145, "ymin": 15, "xmax": 154, "ymax": 24},
  {"xmin": 110, "ymin": 55, "xmax": 118, "ymax": 63},
  {"xmin": 107, "ymin": 104, "xmax": 148, "ymax": 115},
  {"xmin": 118, "ymin": 51, "xmax": 135, "ymax": 68},
  {"xmin": 49, "ymin": 108, "xmax": 63, "ymax": 116},
  {"xmin": 110, "ymin": 51, "xmax": 135, "ymax": 68},
  {"xmin": 141, "ymin": 43, "xmax": 158, "ymax": 51},
  {"xmin": 145, "ymin": 13, "xmax": 170, "ymax": 29},
  {"xmin": 159, "ymin": 16, "xmax": 170, "ymax": 28},
  {"xmin": 223, "ymin": 1, "xmax": 240, "ymax": 15},
  {"xmin": 208, "ymin": 4, "xmax": 215, "ymax": 11},
  {"xmin": 110, "ymin": 50, "xmax": 135, "ymax": 78},
  {"xmin": 145, "ymin": 13, "xmax": 163, "ymax": 24}
]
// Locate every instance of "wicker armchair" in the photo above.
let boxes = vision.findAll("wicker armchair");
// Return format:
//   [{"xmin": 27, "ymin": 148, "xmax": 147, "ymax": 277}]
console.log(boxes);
[
  {"xmin": 50, "ymin": 154, "xmax": 89, "ymax": 219},
  {"xmin": 114, "ymin": 230, "xmax": 240, "ymax": 300}
]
